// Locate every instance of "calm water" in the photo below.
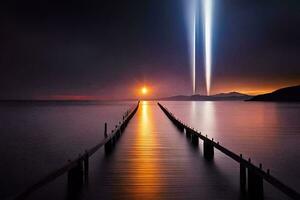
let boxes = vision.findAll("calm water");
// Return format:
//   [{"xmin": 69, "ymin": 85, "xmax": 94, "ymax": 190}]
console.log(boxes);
[
  {"xmin": 1, "ymin": 101, "xmax": 299, "ymax": 199},
  {"xmin": 0, "ymin": 101, "xmax": 134, "ymax": 199}
]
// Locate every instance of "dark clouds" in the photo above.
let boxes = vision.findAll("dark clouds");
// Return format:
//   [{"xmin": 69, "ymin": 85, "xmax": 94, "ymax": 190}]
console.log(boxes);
[{"xmin": 0, "ymin": 0, "xmax": 299, "ymax": 99}]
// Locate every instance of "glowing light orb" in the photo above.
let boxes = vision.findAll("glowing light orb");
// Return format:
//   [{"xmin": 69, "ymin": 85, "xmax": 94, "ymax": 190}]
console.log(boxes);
[
  {"xmin": 141, "ymin": 87, "xmax": 148, "ymax": 95},
  {"xmin": 203, "ymin": 0, "xmax": 213, "ymax": 96}
]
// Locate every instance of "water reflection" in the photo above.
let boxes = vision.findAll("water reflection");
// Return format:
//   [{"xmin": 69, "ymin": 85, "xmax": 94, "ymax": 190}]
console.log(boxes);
[
  {"xmin": 190, "ymin": 101, "xmax": 217, "ymax": 138},
  {"xmin": 202, "ymin": 101, "xmax": 216, "ymax": 138},
  {"xmin": 128, "ymin": 101, "xmax": 162, "ymax": 197},
  {"xmin": 141, "ymin": 101, "xmax": 149, "ymax": 126},
  {"xmin": 186, "ymin": 101, "xmax": 280, "ymax": 151},
  {"xmin": 5, "ymin": 101, "xmax": 299, "ymax": 200},
  {"xmin": 164, "ymin": 101, "xmax": 300, "ymax": 192}
]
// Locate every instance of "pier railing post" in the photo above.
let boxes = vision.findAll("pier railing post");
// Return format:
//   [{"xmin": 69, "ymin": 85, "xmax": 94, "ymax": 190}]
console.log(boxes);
[
  {"xmin": 191, "ymin": 134, "xmax": 199, "ymax": 146},
  {"xmin": 105, "ymin": 139, "xmax": 112, "ymax": 154},
  {"xmin": 68, "ymin": 159, "xmax": 84, "ymax": 190},
  {"xmin": 240, "ymin": 163, "xmax": 246, "ymax": 193},
  {"xmin": 104, "ymin": 123, "xmax": 108, "ymax": 138},
  {"xmin": 248, "ymin": 168, "xmax": 264, "ymax": 200},
  {"xmin": 186, "ymin": 129, "xmax": 191, "ymax": 138},
  {"xmin": 83, "ymin": 151, "xmax": 89, "ymax": 183},
  {"xmin": 118, "ymin": 127, "xmax": 122, "ymax": 137},
  {"xmin": 104, "ymin": 123, "xmax": 113, "ymax": 153},
  {"xmin": 178, "ymin": 124, "xmax": 184, "ymax": 132},
  {"xmin": 203, "ymin": 139, "xmax": 214, "ymax": 160}
]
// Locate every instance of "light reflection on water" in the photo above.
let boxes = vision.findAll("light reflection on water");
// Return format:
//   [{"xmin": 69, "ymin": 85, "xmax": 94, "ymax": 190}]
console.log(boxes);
[
  {"xmin": 130, "ymin": 101, "xmax": 161, "ymax": 196},
  {"xmin": 2, "ymin": 101, "xmax": 299, "ymax": 200},
  {"xmin": 164, "ymin": 101, "xmax": 300, "ymax": 192},
  {"xmin": 176, "ymin": 101, "xmax": 282, "ymax": 152}
]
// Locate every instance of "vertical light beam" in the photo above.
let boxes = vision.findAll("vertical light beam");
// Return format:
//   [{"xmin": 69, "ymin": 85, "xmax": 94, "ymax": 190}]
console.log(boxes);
[
  {"xmin": 203, "ymin": 0, "xmax": 213, "ymax": 96},
  {"xmin": 192, "ymin": 11, "xmax": 196, "ymax": 95},
  {"xmin": 184, "ymin": 0, "xmax": 197, "ymax": 95}
]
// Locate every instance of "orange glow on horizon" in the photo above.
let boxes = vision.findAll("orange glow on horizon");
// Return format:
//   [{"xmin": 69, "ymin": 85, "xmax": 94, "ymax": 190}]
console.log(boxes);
[
  {"xmin": 210, "ymin": 80, "xmax": 300, "ymax": 96},
  {"xmin": 211, "ymin": 89, "xmax": 275, "ymax": 96}
]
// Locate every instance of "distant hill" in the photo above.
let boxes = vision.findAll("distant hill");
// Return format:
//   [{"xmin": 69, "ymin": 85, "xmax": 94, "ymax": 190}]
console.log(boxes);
[
  {"xmin": 248, "ymin": 85, "xmax": 300, "ymax": 102},
  {"xmin": 160, "ymin": 92, "xmax": 252, "ymax": 101}
]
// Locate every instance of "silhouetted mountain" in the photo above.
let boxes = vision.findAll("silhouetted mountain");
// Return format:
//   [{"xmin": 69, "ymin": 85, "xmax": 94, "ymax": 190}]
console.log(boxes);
[
  {"xmin": 213, "ymin": 92, "xmax": 251, "ymax": 98},
  {"xmin": 248, "ymin": 85, "xmax": 300, "ymax": 102},
  {"xmin": 160, "ymin": 92, "xmax": 252, "ymax": 101}
]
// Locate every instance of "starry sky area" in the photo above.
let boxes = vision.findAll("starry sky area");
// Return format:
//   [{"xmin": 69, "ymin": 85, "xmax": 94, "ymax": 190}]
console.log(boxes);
[{"xmin": 0, "ymin": 0, "xmax": 299, "ymax": 99}]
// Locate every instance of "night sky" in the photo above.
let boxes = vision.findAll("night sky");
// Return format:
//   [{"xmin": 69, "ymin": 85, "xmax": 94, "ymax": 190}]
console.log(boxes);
[{"xmin": 0, "ymin": 0, "xmax": 299, "ymax": 99}]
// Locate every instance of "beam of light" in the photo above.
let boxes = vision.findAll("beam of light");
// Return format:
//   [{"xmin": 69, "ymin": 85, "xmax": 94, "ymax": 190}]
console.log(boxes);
[
  {"xmin": 203, "ymin": 0, "xmax": 213, "ymax": 96},
  {"xmin": 192, "ymin": 13, "xmax": 196, "ymax": 95},
  {"xmin": 184, "ymin": 0, "xmax": 197, "ymax": 95}
]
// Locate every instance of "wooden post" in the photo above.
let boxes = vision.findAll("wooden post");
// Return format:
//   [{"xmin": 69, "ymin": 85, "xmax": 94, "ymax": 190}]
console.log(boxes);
[
  {"xmin": 68, "ymin": 160, "xmax": 84, "ymax": 190},
  {"xmin": 239, "ymin": 154, "xmax": 246, "ymax": 193},
  {"xmin": 105, "ymin": 139, "xmax": 112, "ymax": 154},
  {"xmin": 178, "ymin": 123, "xmax": 184, "ymax": 132},
  {"xmin": 203, "ymin": 139, "xmax": 214, "ymax": 160},
  {"xmin": 240, "ymin": 165, "xmax": 246, "ymax": 193},
  {"xmin": 111, "ymin": 130, "xmax": 115, "ymax": 145},
  {"xmin": 104, "ymin": 123, "xmax": 107, "ymax": 138},
  {"xmin": 248, "ymin": 168, "xmax": 264, "ymax": 200},
  {"xmin": 186, "ymin": 129, "xmax": 191, "ymax": 138},
  {"xmin": 83, "ymin": 151, "xmax": 89, "ymax": 183},
  {"xmin": 191, "ymin": 134, "xmax": 199, "ymax": 146}
]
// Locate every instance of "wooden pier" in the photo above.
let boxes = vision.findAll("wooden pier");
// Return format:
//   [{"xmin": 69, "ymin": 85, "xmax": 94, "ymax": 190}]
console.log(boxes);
[
  {"xmin": 158, "ymin": 102, "xmax": 300, "ymax": 200},
  {"xmin": 15, "ymin": 102, "xmax": 139, "ymax": 200}
]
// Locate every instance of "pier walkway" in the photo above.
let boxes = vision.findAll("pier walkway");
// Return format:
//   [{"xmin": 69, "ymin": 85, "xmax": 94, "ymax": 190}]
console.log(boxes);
[{"xmin": 83, "ymin": 101, "xmax": 240, "ymax": 200}]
